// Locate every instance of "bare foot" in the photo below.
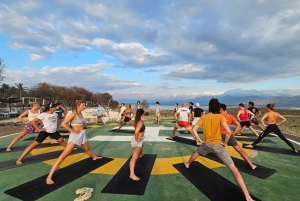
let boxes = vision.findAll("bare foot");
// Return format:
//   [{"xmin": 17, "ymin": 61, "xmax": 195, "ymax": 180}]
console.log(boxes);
[
  {"xmin": 183, "ymin": 131, "xmax": 189, "ymax": 134},
  {"xmin": 73, "ymin": 148, "xmax": 78, "ymax": 151},
  {"xmin": 16, "ymin": 161, "xmax": 22, "ymax": 165},
  {"xmin": 235, "ymin": 133, "xmax": 242, "ymax": 136},
  {"xmin": 6, "ymin": 148, "xmax": 11, "ymax": 152},
  {"xmin": 294, "ymin": 150, "xmax": 298, "ymax": 154},
  {"xmin": 51, "ymin": 141, "xmax": 59, "ymax": 144},
  {"xmin": 184, "ymin": 162, "xmax": 190, "ymax": 168},
  {"xmin": 251, "ymin": 164, "xmax": 257, "ymax": 170},
  {"xmin": 46, "ymin": 178, "xmax": 54, "ymax": 185},
  {"xmin": 139, "ymin": 154, "xmax": 144, "ymax": 158},
  {"xmin": 245, "ymin": 144, "xmax": 253, "ymax": 149},
  {"xmin": 167, "ymin": 137, "xmax": 173, "ymax": 140},
  {"xmin": 115, "ymin": 129, "xmax": 120, "ymax": 132},
  {"xmin": 93, "ymin": 156, "xmax": 103, "ymax": 160},
  {"xmin": 129, "ymin": 175, "xmax": 140, "ymax": 181}
]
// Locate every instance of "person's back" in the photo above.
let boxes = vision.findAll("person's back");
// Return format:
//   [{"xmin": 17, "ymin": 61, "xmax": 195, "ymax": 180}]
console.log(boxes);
[
  {"xmin": 193, "ymin": 107, "xmax": 203, "ymax": 118},
  {"xmin": 178, "ymin": 107, "xmax": 190, "ymax": 122}
]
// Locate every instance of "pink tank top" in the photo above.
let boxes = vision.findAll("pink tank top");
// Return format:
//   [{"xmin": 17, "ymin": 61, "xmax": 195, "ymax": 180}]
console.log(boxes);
[{"xmin": 239, "ymin": 109, "xmax": 249, "ymax": 122}]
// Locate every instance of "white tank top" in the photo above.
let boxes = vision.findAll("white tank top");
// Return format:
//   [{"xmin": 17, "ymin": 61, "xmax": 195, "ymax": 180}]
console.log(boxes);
[{"xmin": 28, "ymin": 110, "xmax": 40, "ymax": 121}]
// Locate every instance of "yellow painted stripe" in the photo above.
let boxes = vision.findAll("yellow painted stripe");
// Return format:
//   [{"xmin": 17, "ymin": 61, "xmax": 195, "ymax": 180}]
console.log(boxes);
[
  {"xmin": 30, "ymin": 146, "xmax": 64, "ymax": 155},
  {"xmin": 91, "ymin": 158, "xmax": 127, "ymax": 175},
  {"xmin": 43, "ymin": 153, "xmax": 89, "ymax": 168}
]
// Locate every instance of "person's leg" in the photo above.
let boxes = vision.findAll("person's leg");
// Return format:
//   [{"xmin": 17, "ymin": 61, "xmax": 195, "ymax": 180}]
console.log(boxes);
[
  {"xmin": 246, "ymin": 126, "xmax": 271, "ymax": 148},
  {"xmin": 56, "ymin": 137, "xmax": 67, "ymax": 147},
  {"xmin": 116, "ymin": 121, "xmax": 126, "ymax": 131},
  {"xmin": 273, "ymin": 125, "xmax": 298, "ymax": 153},
  {"xmin": 101, "ymin": 116, "xmax": 106, "ymax": 125},
  {"xmin": 237, "ymin": 125, "xmax": 246, "ymax": 135},
  {"xmin": 46, "ymin": 142, "xmax": 76, "ymax": 184},
  {"xmin": 16, "ymin": 141, "xmax": 40, "ymax": 165},
  {"xmin": 168, "ymin": 126, "xmax": 178, "ymax": 139},
  {"xmin": 81, "ymin": 141, "xmax": 102, "ymax": 160},
  {"xmin": 233, "ymin": 145, "xmax": 256, "ymax": 169},
  {"xmin": 129, "ymin": 120, "xmax": 135, "ymax": 127},
  {"xmin": 46, "ymin": 136, "xmax": 58, "ymax": 144},
  {"xmin": 248, "ymin": 126, "xmax": 259, "ymax": 137},
  {"xmin": 227, "ymin": 164, "xmax": 254, "ymax": 201},
  {"xmin": 6, "ymin": 131, "xmax": 28, "ymax": 151},
  {"xmin": 189, "ymin": 127, "xmax": 202, "ymax": 145},
  {"xmin": 257, "ymin": 123, "xmax": 265, "ymax": 131},
  {"xmin": 129, "ymin": 147, "xmax": 142, "ymax": 181},
  {"xmin": 184, "ymin": 151, "xmax": 200, "ymax": 168}
]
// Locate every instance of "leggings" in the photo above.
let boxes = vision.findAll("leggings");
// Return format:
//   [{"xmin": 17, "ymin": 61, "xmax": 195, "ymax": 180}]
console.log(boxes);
[{"xmin": 252, "ymin": 124, "xmax": 296, "ymax": 151}]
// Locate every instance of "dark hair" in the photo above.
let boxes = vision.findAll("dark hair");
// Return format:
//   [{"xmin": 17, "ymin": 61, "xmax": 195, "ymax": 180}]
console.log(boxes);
[
  {"xmin": 44, "ymin": 102, "xmax": 55, "ymax": 112},
  {"xmin": 220, "ymin": 103, "xmax": 226, "ymax": 111},
  {"xmin": 175, "ymin": 103, "xmax": 178, "ymax": 107},
  {"xmin": 248, "ymin": 101, "xmax": 254, "ymax": 106},
  {"xmin": 209, "ymin": 98, "xmax": 220, "ymax": 114},
  {"xmin": 135, "ymin": 109, "xmax": 144, "ymax": 127},
  {"xmin": 267, "ymin": 103, "xmax": 275, "ymax": 110},
  {"xmin": 239, "ymin": 103, "xmax": 245, "ymax": 107},
  {"xmin": 137, "ymin": 101, "xmax": 140, "ymax": 104},
  {"xmin": 156, "ymin": 101, "xmax": 159, "ymax": 105},
  {"xmin": 128, "ymin": 104, "xmax": 131, "ymax": 108},
  {"xmin": 190, "ymin": 102, "xmax": 193, "ymax": 105},
  {"xmin": 121, "ymin": 103, "xmax": 125, "ymax": 106}
]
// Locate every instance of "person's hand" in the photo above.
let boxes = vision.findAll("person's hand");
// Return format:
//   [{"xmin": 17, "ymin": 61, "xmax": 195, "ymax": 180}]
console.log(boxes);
[
  {"xmin": 221, "ymin": 142, "xmax": 227, "ymax": 147},
  {"xmin": 38, "ymin": 128, "xmax": 46, "ymax": 132},
  {"xmin": 71, "ymin": 129, "xmax": 81, "ymax": 134}
]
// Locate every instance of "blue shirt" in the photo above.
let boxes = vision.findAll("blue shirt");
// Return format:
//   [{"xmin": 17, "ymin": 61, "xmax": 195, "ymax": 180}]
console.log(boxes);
[
  {"xmin": 97, "ymin": 107, "xmax": 105, "ymax": 116},
  {"xmin": 54, "ymin": 107, "xmax": 64, "ymax": 119}
]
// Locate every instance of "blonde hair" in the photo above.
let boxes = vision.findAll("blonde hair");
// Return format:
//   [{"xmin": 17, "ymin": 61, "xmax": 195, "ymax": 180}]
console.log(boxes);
[
  {"xmin": 75, "ymin": 100, "xmax": 85, "ymax": 114},
  {"xmin": 30, "ymin": 102, "xmax": 39, "ymax": 107}
]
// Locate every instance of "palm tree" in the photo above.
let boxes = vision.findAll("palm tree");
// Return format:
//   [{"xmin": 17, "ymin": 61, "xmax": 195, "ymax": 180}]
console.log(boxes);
[
  {"xmin": 15, "ymin": 83, "xmax": 27, "ymax": 100},
  {"xmin": 1, "ymin": 83, "xmax": 10, "ymax": 99}
]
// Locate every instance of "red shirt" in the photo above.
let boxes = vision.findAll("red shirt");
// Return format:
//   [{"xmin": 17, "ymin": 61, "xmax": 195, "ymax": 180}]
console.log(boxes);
[{"xmin": 220, "ymin": 112, "xmax": 238, "ymax": 135}]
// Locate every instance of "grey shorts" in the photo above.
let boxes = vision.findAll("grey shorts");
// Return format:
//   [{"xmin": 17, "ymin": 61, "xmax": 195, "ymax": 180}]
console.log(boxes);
[
  {"xmin": 68, "ymin": 130, "xmax": 88, "ymax": 146},
  {"xmin": 221, "ymin": 134, "xmax": 238, "ymax": 147},
  {"xmin": 197, "ymin": 143, "xmax": 234, "ymax": 166},
  {"xmin": 131, "ymin": 136, "xmax": 144, "ymax": 148}
]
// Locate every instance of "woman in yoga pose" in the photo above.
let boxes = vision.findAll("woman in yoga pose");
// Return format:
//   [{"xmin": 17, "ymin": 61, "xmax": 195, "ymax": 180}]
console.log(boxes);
[
  {"xmin": 129, "ymin": 109, "xmax": 145, "ymax": 181},
  {"xmin": 236, "ymin": 103, "xmax": 259, "ymax": 137},
  {"xmin": 6, "ymin": 102, "xmax": 57, "ymax": 152},
  {"xmin": 246, "ymin": 103, "xmax": 298, "ymax": 153},
  {"xmin": 116, "ymin": 104, "xmax": 135, "ymax": 131},
  {"xmin": 46, "ymin": 100, "xmax": 102, "ymax": 185}
]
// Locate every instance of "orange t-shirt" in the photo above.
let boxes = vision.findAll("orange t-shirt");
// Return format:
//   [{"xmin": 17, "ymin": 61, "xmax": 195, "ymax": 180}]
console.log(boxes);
[
  {"xmin": 196, "ymin": 113, "xmax": 226, "ymax": 143},
  {"xmin": 220, "ymin": 112, "xmax": 238, "ymax": 135}
]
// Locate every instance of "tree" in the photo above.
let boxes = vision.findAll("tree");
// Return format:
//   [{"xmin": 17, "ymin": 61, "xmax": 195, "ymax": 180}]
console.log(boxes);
[
  {"xmin": 0, "ymin": 58, "xmax": 5, "ymax": 82},
  {"xmin": 141, "ymin": 99, "xmax": 150, "ymax": 111},
  {"xmin": 15, "ymin": 83, "xmax": 27, "ymax": 100},
  {"xmin": 1, "ymin": 83, "xmax": 10, "ymax": 99}
]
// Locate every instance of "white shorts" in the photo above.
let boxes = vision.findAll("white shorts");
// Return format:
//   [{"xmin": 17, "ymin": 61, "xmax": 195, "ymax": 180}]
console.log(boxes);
[
  {"xmin": 131, "ymin": 136, "xmax": 144, "ymax": 148},
  {"xmin": 192, "ymin": 117, "xmax": 200, "ymax": 125},
  {"xmin": 68, "ymin": 130, "xmax": 88, "ymax": 146}
]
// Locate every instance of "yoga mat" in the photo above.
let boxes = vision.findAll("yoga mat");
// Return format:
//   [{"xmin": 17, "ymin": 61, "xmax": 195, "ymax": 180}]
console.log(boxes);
[
  {"xmin": 109, "ymin": 129, "xmax": 134, "ymax": 134},
  {"xmin": 24, "ymin": 135, "xmax": 69, "ymax": 141},
  {"xmin": 179, "ymin": 130, "xmax": 203, "ymax": 134},
  {"xmin": 167, "ymin": 136, "xmax": 199, "ymax": 146},
  {"xmin": 203, "ymin": 153, "xmax": 277, "ymax": 179},
  {"xmin": 5, "ymin": 157, "xmax": 113, "ymax": 201},
  {"xmin": 173, "ymin": 162, "xmax": 261, "ymax": 201},
  {"xmin": 242, "ymin": 144, "xmax": 299, "ymax": 156},
  {"xmin": 101, "ymin": 154, "xmax": 157, "ymax": 195},
  {"xmin": 238, "ymin": 133, "xmax": 276, "ymax": 137},
  {"xmin": 0, "ymin": 143, "xmax": 61, "ymax": 153},
  {"xmin": 235, "ymin": 138, "xmax": 276, "ymax": 144},
  {"xmin": 0, "ymin": 149, "xmax": 82, "ymax": 171}
]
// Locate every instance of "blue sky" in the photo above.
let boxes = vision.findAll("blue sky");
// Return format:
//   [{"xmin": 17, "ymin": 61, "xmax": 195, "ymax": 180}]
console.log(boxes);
[{"xmin": 1, "ymin": 0, "xmax": 300, "ymax": 102}]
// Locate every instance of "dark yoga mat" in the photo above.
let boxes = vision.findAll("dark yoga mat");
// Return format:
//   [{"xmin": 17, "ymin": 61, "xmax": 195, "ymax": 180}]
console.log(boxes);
[
  {"xmin": 167, "ymin": 136, "xmax": 199, "ymax": 146},
  {"xmin": 242, "ymin": 144, "xmax": 299, "ymax": 156},
  {"xmin": 238, "ymin": 133, "xmax": 276, "ymax": 137},
  {"xmin": 179, "ymin": 130, "xmax": 203, "ymax": 134},
  {"xmin": 5, "ymin": 157, "xmax": 113, "ymax": 201},
  {"xmin": 173, "ymin": 162, "xmax": 261, "ymax": 201},
  {"xmin": 0, "ymin": 148, "xmax": 82, "ymax": 171},
  {"xmin": 24, "ymin": 135, "xmax": 69, "ymax": 141},
  {"xmin": 203, "ymin": 153, "xmax": 277, "ymax": 179},
  {"xmin": 235, "ymin": 137, "xmax": 276, "ymax": 144},
  {"xmin": 0, "ymin": 143, "xmax": 61, "ymax": 153},
  {"xmin": 101, "ymin": 154, "xmax": 157, "ymax": 195},
  {"xmin": 109, "ymin": 129, "xmax": 135, "ymax": 134}
]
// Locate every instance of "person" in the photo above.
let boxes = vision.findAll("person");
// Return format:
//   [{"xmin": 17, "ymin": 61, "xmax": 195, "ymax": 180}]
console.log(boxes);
[
  {"xmin": 97, "ymin": 103, "xmax": 106, "ymax": 125},
  {"xmin": 245, "ymin": 103, "xmax": 298, "ymax": 153},
  {"xmin": 155, "ymin": 101, "xmax": 161, "ymax": 124},
  {"xmin": 54, "ymin": 101, "xmax": 67, "ymax": 122},
  {"xmin": 6, "ymin": 102, "xmax": 56, "ymax": 152},
  {"xmin": 191, "ymin": 102, "xmax": 205, "ymax": 129},
  {"xmin": 167, "ymin": 102, "xmax": 203, "ymax": 146},
  {"xmin": 15, "ymin": 103, "xmax": 67, "ymax": 165},
  {"xmin": 248, "ymin": 101, "xmax": 264, "ymax": 131},
  {"xmin": 188, "ymin": 102, "xmax": 194, "ymax": 114},
  {"xmin": 137, "ymin": 101, "xmax": 143, "ymax": 109},
  {"xmin": 184, "ymin": 98, "xmax": 255, "ymax": 201},
  {"xmin": 220, "ymin": 103, "xmax": 256, "ymax": 170},
  {"xmin": 116, "ymin": 104, "xmax": 135, "ymax": 131},
  {"xmin": 129, "ymin": 109, "xmax": 145, "ymax": 181},
  {"xmin": 236, "ymin": 103, "xmax": 259, "ymax": 137},
  {"xmin": 46, "ymin": 100, "xmax": 102, "ymax": 185},
  {"xmin": 174, "ymin": 103, "xmax": 178, "ymax": 114},
  {"xmin": 118, "ymin": 103, "xmax": 126, "ymax": 123}
]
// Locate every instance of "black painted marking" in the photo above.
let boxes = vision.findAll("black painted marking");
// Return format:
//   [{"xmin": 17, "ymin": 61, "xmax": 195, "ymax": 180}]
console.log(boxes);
[
  {"xmin": 173, "ymin": 162, "xmax": 261, "ymax": 201},
  {"xmin": 101, "ymin": 154, "xmax": 157, "ymax": 195},
  {"xmin": 242, "ymin": 144, "xmax": 299, "ymax": 156},
  {"xmin": 4, "ymin": 157, "xmax": 113, "ymax": 201}
]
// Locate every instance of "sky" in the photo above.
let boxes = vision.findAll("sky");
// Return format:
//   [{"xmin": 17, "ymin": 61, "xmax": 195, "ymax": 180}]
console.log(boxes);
[{"xmin": 1, "ymin": 0, "xmax": 300, "ymax": 102}]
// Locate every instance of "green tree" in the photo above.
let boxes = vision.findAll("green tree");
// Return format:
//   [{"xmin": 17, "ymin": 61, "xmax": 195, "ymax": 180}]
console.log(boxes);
[
  {"xmin": 0, "ymin": 58, "xmax": 5, "ymax": 82},
  {"xmin": 1, "ymin": 83, "xmax": 10, "ymax": 98},
  {"xmin": 15, "ymin": 83, "xmax": 27, "ymax": 100}
]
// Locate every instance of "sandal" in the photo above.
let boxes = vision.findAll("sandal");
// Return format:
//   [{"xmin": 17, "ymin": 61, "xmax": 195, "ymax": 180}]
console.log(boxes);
[{"xmin": 74, "ymin": 188, "xmax": 94, "ymax": 201}]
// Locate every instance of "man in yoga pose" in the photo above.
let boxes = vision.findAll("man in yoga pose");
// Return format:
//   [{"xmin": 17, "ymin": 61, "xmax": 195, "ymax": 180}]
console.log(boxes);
[
  {"xmin": 184, "ymin": 98, "xmax": 255, "ymax": 201},
  {"xmin": 220, "ymin": 103, "xmax": 256, "ymax": 170},
  {"xmin": 168, "ymin": 102, "xmax": 203, "ymax": 146},
  {"xmin": 248, "ymin": 101, "xmax": 264, "ymax": 131},
  {"xmin": 116, "ymin": 104, "xmax": 135, "ymax": 131},
  {"xmin": 246, "ymin": 103, "xmax": 298, "ymax": 153}
]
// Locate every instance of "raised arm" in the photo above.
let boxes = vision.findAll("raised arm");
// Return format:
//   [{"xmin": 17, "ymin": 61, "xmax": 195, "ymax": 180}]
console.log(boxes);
[{"xmin": 247, "ymin": 110, "xmax": 255, "ymax": 119}]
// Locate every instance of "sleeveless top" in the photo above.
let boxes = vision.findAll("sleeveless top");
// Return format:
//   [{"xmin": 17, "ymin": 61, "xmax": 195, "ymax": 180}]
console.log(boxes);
[
  {"xmin": 28, "ymin": 110, "xmax": 40, "ymax": 121},
  {"xmin": 239, "ymin": 109, "xmax": 249, "ymax": 121},
  {"xmin": 140, "ymin": 123, "xmax": 146, "ymax": 132},
  {"xmin": 71, "ymin": 113, "xmax": 85, "ymax": 126}
]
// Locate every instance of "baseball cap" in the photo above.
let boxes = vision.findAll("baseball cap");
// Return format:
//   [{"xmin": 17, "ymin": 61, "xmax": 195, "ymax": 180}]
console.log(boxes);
[
  {"xmin": 195, "ymin": 103, "xmax": 200, "ymax": 107},
  {"xmin": 56, "ymin": 101, "xmax": 62, "ymax": 105},
  {"xmin": 48, "ymin": 102, "xmax": 57, "ymax": 108}
]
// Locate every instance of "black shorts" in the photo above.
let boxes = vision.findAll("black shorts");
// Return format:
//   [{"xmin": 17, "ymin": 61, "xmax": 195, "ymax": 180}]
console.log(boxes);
[
  {"xmin": 35, "ymin": 131, "xmax": 62, "ymax": 143},
  {"xmin": 251, "ymin": 118, "xmax": 259, "ymax": 125},
  {"xmin": 124, "ymin": 117, "xmax": 131, "ymax": 122},
  {"xmin": 240, "ymin": 121, "xmax": 251, "ymax": 127}
]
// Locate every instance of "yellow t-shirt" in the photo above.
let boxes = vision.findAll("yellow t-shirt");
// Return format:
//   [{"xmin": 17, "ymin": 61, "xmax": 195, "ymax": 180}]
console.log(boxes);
[{"xmin": 196, "ymin": 113, "xmax": 226, "ymax": 143}]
